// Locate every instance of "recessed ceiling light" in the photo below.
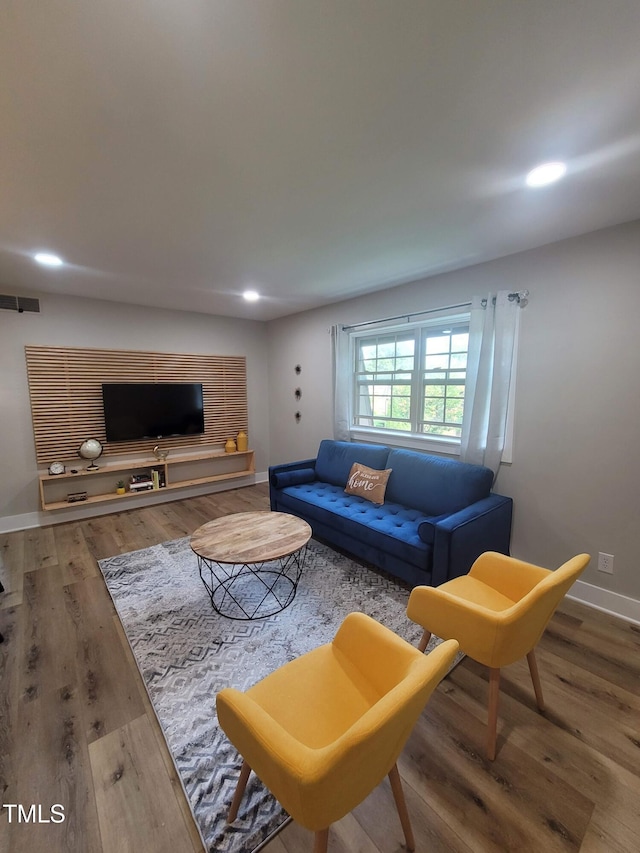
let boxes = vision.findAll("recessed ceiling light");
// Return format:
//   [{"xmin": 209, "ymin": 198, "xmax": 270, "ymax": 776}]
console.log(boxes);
[
  {"xmin": 243, "ymin": 290, "xmax": 260, "ymax": 302},
  {"xmin": 34, "ymin": 252, "xmax": 63, "ymax": 267},
  {"xmin": 525, "ymin": 161, "xmax": 567, "ymax": 188}
]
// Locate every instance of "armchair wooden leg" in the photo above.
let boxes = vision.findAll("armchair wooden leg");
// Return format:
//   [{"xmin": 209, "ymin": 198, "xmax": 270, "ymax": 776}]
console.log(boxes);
[
  {"xmin": 388, "ymin": 763, "xmax": 415, "ymax": 852},
  {"xmin": 487, "ymin": 668, "xmax": 501, "ymax": 761},
  {"xmin": 227, "ymin": 760, "xmax": 251, "ymax": 823},
  {"xmin": 313, "ymin": 828, "xmax": 329, "ymax": 853},
  {"xmin": 527, "ymin": 649, "xmax": 545, "ymax": 711},
  {"xmin": 417, "ymin": 629, "xmax": 432, "ymax": 653}
]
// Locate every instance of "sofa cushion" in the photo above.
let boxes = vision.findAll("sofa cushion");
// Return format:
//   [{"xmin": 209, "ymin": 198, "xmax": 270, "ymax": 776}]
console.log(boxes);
[
  {"xmin": 384, "ymin": 448, "xmax": 493, "ymax": 516},
  {"xmin": 344, "ymin": 463, "xmax": 392, "ymax": 505},
  {"xmin": 314, "ymin": 440, "xmax": 390, "ymax": 487},
  {"xmin": 277, "ymin": 481, "xmax": 431, "ymax": 569}
]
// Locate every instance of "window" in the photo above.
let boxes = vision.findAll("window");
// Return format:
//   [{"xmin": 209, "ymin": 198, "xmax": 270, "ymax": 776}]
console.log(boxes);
[{"xmin": 353, "ymin": 316, "xmax": 470, "ymax": 442}]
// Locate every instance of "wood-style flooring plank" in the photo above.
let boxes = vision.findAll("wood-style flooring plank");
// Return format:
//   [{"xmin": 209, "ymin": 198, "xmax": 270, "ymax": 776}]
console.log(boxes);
[
  {"xmin": 63, "ymin": 576, "xmax": 146, "ymax": 744},
  {"xmin": 22, "ymin": 526, "xmax": 59, "ymax": 572},
  {"xmin": 278, "ymin": 811, "xmax": 378, "ymax": 853},
  {"xmin": 20, "ymin": 566, "xmax": 76, "ymax": 701},
  {"xmin": 5, "ymin": 687, "xmax": 102, "ymax": 853},
  {"xmin": 542, "ymin": 618, "xmax": 640, "ymax": 696},
  {"xmin": 0, "ymin": 530, "xmax": 25, "ymax": 608},
  {"xmin": 580, "ymin": 806, "xmax": 640, "ymax": 853},
  {"xmin": 78, "ymin": 516, "xmax": 124, "ymax": 564},
  {"xmin": 138, "ymin": 500, "xmax": 195, "ymax": 542},
  {"xmin": 89, "ymin": 714, "xmax": 197, "ymax": 853},
  {"xmin": 353, "ymin": 767, "xmax": 475, "ymax": 853},
  {"xmin": 0, "ymin": 602, "xmax": 20, "ymax": 808},
  {"xmin": 54, "ymin": 523, "xmax": 98, "ymax": 586},
  {"xmin": 260, "ymin": 834, "xmax": 288, "ymax": 853}
]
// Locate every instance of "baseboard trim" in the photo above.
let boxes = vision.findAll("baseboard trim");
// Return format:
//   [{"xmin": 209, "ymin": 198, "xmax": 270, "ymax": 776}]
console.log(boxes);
[
  {"xmin": 0, "ymin": 471, "xmax": 269, "ymax": 534},
  {"xmin": 0, "ymin": 511, "xmax": 41, "ymax": 533},
  {"xmin": 568, "ymin": 579, "xmax": 640, "ymax": 626}
]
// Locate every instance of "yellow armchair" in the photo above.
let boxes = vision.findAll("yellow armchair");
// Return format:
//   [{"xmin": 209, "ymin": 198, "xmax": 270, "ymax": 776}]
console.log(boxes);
[
  {"xmin": 217, "ymin": 611, "xmax": 459, "ymax": 852},
  {"xmin": 406, "ymin": 551, "xmax": 590, "ymax": 760}
]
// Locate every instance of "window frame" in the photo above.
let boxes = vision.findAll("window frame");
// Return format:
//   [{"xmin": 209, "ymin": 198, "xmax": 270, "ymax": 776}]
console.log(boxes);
[{"xmin": 349, "ymin": 312, "xmax": 471, "ymax": 455}]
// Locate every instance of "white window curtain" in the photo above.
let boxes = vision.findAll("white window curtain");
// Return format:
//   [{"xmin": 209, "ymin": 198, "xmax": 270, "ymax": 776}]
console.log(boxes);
[
  {"xmin": 330, "ymin": 324, "xmax": 351, "ymax": 440},
  {"xmin": 460, "ymin": 290, "xmax": 519, "ymax": 476}
]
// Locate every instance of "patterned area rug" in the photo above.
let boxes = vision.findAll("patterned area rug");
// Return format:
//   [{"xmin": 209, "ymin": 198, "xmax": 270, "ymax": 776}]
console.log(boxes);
[{"xmin": 98, "ymin": 536, "xmax": 458, "ymax": 853}]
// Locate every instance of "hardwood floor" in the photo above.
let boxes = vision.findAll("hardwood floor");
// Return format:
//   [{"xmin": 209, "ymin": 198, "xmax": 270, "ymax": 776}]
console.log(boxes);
[{"xmin": 1, "ymin": 484, "xmax": 639, "ymax": 852}]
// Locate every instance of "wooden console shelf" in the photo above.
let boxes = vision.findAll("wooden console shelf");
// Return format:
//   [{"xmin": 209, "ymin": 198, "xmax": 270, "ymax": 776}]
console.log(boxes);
[{"xmin": 39, "ymin": 450, "xmax": 255, "ymax": 511}]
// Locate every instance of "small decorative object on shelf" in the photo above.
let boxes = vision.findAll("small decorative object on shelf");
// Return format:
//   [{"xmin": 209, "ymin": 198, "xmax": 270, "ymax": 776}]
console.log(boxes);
[
  {"xmin": 130, "ymin": 473, "xmax": 154, "ymax": 491},
  {"xmin": 48, "ymin": 461, "xmax": 65, "ymax": 475},
  {"xmin": 236, "ymin": 431, "xmax": 248, "ymax": 452},
  {"xmin": 116, "ymin": 480, "xmax": 126, "ymax": 495},
  {"xmin": 153, "ymin": 445, "xmax": 169, "ymax": 461},
  {"xmin": 78, "ymin": 438, "xmax": 103, "ymax": 471},
  {"xmin": 225, "ymin": 438, "xmax": 237, "ymax": 453},
  {"xmin": 67, "ymin": 491, "xmax": 88, "ymax": 503}
]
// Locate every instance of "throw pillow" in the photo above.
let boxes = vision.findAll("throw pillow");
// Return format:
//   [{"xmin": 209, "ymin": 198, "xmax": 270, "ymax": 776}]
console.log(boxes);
[{"xmin": 345, "ymin": 463, "xmax": 392, "ymax": 505}]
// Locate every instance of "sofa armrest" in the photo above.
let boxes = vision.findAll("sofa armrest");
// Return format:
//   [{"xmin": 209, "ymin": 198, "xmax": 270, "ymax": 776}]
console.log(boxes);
[
  {"xmin": 270, "ymin": 467, "xmax": 317, "ymax": 489},
  {"xmin": 430, "ymin": 494, "xmax": 513, "ymax": 587},
  {"xmin": 268, "ymin": 458, "xmax": 317, "ymax": 510},
  {"xmin": 269, "ymin": 458, "xmax": 317, "ymax": 480}
]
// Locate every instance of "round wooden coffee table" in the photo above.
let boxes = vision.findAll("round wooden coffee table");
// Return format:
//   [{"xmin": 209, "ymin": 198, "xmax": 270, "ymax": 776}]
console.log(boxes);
[{"xmin": 190, "ymin": 511, "xmax": 312, "ymax": 620}]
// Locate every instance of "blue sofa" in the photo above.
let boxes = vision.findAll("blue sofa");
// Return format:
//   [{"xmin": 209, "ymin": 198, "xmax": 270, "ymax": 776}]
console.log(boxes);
[{"xmin": 269, "ymin": 439, "xmax": 513, "ymax": 588}]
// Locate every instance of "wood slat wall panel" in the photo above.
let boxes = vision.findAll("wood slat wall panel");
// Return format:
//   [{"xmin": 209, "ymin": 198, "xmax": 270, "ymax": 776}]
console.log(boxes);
[{"xmin": 25, "ymin": 346, "xmax": 248, "ymax": 465}]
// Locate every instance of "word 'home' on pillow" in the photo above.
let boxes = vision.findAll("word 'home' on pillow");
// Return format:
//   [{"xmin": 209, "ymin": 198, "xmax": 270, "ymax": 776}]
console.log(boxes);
[{"xmin": 345, "ymin": 463, "xmax": 392, "ymax": 505}]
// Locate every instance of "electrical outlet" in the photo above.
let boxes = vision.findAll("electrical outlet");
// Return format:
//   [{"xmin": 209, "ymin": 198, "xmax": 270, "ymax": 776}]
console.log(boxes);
[{"xmin": 598, "ymin": 552, "xmax": 614, "ymax": 574}]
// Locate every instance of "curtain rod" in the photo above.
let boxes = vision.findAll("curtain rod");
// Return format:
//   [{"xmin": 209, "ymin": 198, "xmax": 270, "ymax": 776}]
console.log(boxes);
[
  {"xmin": 341, "ymin": 291, "xmax": 529, "ymax": 332},
  {"xmin": 341, "ymin": 300, "xmax": 472, "ymax": 332}
]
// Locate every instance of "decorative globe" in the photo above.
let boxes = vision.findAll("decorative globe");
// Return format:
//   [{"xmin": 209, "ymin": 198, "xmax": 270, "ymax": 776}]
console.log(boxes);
[{"xmin": 78, "ymin": 438, "xmax": 103, "ymax": 470}]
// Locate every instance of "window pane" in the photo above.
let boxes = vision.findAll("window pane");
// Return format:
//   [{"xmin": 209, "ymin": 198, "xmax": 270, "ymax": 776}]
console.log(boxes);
[
  {"xmin": 446, "ymin": 384, "xmax": 464, "ymax": 398},
  {"xmin": 354, "ymin": 321, "xmax": 469, "ymax": 439},
  {"xmin": 396, "ymin": 356, "xmax": 414, "ymax": 370},
  {"xmin": 445, "ymin": 399, "xmax": 464, "ymax": 423},
  {"xmin": 451, "ymin": 333, "xmax": 469, "ymax": 350},
  {"xmin": 391, "ymin": 396, "xmax": 411, "ymax": 419},
  {"xmin": 424, "ymin": 384, "xmax": 445, "ymax": 397},
  {"xmin": 425, "ymin": 355, "xmax": 449, "ymax": 370},
  {"xmin": 423, "ymin": 398, "xmax": 445, "ymax": 420},
  {"xmin": 425, "ymin": 336, "xmax": 450, "ymax": 354}
]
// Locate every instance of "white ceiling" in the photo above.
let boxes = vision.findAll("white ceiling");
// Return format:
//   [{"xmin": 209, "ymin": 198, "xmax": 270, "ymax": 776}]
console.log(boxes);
[{"xmin": 2, "ymin": 1, "xmax": 640, "ymax": 322}]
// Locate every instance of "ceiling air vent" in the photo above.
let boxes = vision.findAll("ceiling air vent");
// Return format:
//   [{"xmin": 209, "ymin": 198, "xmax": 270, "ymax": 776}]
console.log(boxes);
[{"xmin": 0, "ymin": 294, "xmax": 41, "ymax": 313}]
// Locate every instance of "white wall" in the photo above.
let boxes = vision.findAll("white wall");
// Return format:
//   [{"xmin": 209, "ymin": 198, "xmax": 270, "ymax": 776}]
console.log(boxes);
[
  {"xmin": 267, "ymin": 220, "xmax": 640, "ymax": 605},
  {"xmin": 0, "ymin": 292, "xmax": 270, "ymax": 529}
]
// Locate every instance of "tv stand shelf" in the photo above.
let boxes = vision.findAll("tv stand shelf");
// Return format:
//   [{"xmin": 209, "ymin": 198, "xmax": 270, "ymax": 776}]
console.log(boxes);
[{"xmin": 39, "ymin": 450, "xmax": 255, "ymax": 511}]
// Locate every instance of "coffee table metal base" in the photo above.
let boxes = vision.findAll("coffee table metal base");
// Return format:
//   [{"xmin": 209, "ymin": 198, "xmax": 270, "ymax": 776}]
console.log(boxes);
[{"xmin": 197, "ymin": 545, "xmax": 308, "ymax": 620}]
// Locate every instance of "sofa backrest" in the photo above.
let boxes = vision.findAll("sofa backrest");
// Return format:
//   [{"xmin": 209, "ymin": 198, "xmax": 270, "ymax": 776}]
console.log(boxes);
[
  {"xmin": 315, "ymin": 440, "xmax": 390, "ymax": 486},
  {"xmin": 384, "ymin": 448, "xmax": 493, "ymax": 516}
]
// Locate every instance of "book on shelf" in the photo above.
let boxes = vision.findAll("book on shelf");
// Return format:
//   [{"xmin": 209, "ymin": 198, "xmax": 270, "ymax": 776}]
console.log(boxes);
[
  {"xmin": 129, "ymin": 473, "xmax": 154, "ymax": 491},
  {"xmin": 129, "ymin": 482, "xmax": 153, "ymax": 491}
]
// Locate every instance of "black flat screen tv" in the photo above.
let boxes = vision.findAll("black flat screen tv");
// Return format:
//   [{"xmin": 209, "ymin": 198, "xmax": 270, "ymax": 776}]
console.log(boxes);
[{"xmin": 102, "ymin": 382, "xmax": 205, "ymax": 442}]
